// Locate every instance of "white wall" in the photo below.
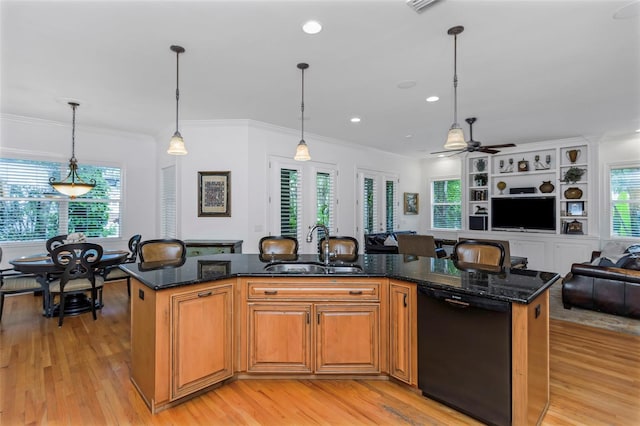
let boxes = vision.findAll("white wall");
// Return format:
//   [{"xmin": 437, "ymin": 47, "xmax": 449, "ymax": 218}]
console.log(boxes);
[
  {"xmin": 163, "ymin": 119, "xmax": 422, "ymax": 254},
  {"xmin": 0, "ymin": 114, "xmax": 158, "ymax": 267}
]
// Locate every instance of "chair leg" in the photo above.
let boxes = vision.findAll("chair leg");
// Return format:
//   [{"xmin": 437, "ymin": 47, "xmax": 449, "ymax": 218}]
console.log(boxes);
[
  {"xmin": 58, "ymin": 292, "xmax": 65, "ymax": 327},
  {"xmin": 90, "ymin": 288, "xmax": 97, "ymax": 321}
]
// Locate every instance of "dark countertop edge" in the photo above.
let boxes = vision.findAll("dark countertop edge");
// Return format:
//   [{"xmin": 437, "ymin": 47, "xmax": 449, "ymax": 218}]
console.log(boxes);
[{"xmin": 127, "ymin": 268, "xmax": 560, "ymax": 305}]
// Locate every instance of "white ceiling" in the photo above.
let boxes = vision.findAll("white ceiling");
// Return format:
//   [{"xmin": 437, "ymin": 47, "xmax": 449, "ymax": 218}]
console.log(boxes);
[{"xmin": 1, "ymin": 0, "xmax": 639, "ymax": 157}]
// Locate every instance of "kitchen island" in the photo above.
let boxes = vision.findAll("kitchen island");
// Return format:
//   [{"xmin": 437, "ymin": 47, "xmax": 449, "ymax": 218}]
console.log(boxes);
[{"xmin": 122, "ymin": 253, "xmax": 559, "ymax": 425}]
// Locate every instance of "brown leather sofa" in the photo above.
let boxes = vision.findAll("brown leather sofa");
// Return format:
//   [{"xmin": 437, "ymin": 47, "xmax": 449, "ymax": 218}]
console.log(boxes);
[{"xmin": 562, "ymin": 250, "xmax": 640, "ymax": 319}]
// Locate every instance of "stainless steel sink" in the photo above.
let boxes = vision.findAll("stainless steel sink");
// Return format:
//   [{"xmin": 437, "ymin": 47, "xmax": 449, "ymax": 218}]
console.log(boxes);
[
  {"xmin": 263, "ymin": 262, "xmax": 327, "ymax": 274},
  {"xmin": 263, "ymin": 262, "xmax": 363, "ymax": 274},
  {"xmin": 325, "ymin": 265, "xmax": 363, "ymax": 274}
]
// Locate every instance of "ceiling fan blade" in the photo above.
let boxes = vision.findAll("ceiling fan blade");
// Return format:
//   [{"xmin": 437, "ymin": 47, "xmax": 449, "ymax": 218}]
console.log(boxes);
[
  {"xmin": 430, "ymin": 149, "xmax": 465, "ymax": 155},
  {"xmin": 483, "ymin": 143, "xmax": 516, "ymax": 149},
  {"xmin": 478, "ymin": 147, "xmax": 500, "ymax": 154}
]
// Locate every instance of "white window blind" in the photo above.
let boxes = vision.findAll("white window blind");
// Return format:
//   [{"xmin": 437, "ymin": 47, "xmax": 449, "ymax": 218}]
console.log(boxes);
[
  {"xmin": 161, "ymin": 165, "xmax": 177, "ymax": 238},
  {"xmin": 385, "ymin": 177, "xmax": 398, "ymax": 232},
  {"xmin": 280, "ymin": 167, "xmax": 303, "ymax": 240},
  {"xmin": 363, "ymin": 176, "xmax": 378, "ymax": 234},
  {"xmin": 610, "ymin": 165, "xmax": 640, "ymax": 238},
  {"xmin": 432, "ymin": 178, "xmax": 461, "ymax": 229},
  {"xmin": 316, "ymin": 169, "xmax": 336, "ymax": 238},
  {"xmin": 0, "ymin": 157, "xmax": 121, "ymax": 242}
]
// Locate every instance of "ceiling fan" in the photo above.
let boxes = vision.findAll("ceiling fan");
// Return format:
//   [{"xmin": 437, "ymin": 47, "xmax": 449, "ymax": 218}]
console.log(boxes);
[{"xmin": 432, "ymin": 117, "xmax": 516, "ymax": 155}]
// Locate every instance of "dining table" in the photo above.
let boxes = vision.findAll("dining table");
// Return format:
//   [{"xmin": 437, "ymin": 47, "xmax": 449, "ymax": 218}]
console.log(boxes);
[{"xmin": 10, "ymin": 249, "xmax": 128, "ymax": 317}]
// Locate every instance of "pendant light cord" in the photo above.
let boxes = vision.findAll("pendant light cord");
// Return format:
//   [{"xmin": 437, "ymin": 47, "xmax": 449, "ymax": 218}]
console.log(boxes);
[
  {"xmin": 70, "ymin": 103, "xmax": 77, "ymax": 160},
  {"xmin": 452, "ymin": 32, "xmax": 458, "ymax": 126},
  {"xmin": 175, "ymin": 49, "xmax": 180, "ymax": 133},
  {"xmin": 300, "ymin": 66, "xmax": 305, "ymax": 141}
]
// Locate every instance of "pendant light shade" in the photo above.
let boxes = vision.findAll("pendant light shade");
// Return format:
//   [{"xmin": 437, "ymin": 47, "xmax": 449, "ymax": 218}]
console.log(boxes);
[
  {"xmin": 443, "ymin": 26, "xmax": 467, "ymax": 150},
  {"xmin": 167, "ymin": 45, "xmax": 187, "ymax": 155},
  {"xmin": 294, "ymin": 62, "xmax": 311, "ymax": 161},
  {"xmin": 49, "ymin": 102, "xmax": 96, "ymax": 198}
]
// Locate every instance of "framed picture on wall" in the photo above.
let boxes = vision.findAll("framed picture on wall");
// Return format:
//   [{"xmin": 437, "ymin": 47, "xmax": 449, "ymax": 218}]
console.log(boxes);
[
  {"xmin": 404, "ymin": 192, "xmax": 419, "ymax": 215},
  {"xmin": 198, "ymin": 171, "xmax": 231, "ymax": 217}
]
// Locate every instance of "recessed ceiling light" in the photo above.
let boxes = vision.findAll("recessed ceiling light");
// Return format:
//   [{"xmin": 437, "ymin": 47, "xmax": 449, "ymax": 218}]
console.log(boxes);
[
  {"xmin": 350, "ymin": 117, "xmax": 361, "ymax": 123},
  {"xmin": 405, "ymin": 134, "xmax": 413, "ymax": 139},
  {"xmin": 302, "ymin": 20, "xmax": 322, "ymax": 34},
  {"xmin": 636, "ymin": 128, "xmax": 640, "ymax": 133},
  {"xmin": 438, "ymin": 154, "xmax": 446, "ymax": 158},
  {"xmin": 397, "ymin": 80, "xmax": 417, "ymax": 89},
  {"xmin": 426, "ymin": 96, "xmax": 439, "ymax": 102}
]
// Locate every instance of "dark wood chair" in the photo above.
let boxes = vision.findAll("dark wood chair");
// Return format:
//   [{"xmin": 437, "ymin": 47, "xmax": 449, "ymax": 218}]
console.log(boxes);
[
  {"xmin": 452, "ymin": 240, "xmax": 505, "ymax": 268},
  {"xmin": 318, "ymin": 236, "xmax": 359, "ymax": 261},
  {"xmin": 49, "ymin": 243, "xmax": 104, "ymax": 326},
  {"xmin": 0, "ymin": 247, "xmax": 43, "ymax": 322},
  {"xmin": 46, "ymin": 234, "xmax": 68, "ymax": 254},
  {"xmin": 138, "ymin": 238, "xmax": 186, "ymax": 263},
  {"xmin": 103, "ymin": 234, "xmax": 142, "ymax": 296},
  {"xmin": 458, "ymin": 237, "xmax": 511, "ymax": 267},
  {"xmin": 259, "ymin": 236, "xmax": 298, "ymax": 255}
]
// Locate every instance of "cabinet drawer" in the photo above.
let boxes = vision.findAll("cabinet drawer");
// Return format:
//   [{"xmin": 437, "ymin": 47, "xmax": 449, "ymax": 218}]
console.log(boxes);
[{"xmin": 247, "ymin": 281, "xmax": 380, "ymax": 301}]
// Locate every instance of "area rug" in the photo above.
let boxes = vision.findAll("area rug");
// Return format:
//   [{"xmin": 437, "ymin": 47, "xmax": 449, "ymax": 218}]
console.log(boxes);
[{"xmin": 548, "ymin": 281, "xmax": 640, "ymax": 336}]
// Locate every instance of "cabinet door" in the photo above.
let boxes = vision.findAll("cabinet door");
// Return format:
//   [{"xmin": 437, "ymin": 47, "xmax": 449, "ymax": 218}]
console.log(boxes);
[
  {"xmin": 247, "ymin": 303, "xmax": 312, "ymax": 373},
  {"xmin": 389, "ymin": 282, "xmax": 416, "ymax": 385},
  {"xmin": 315, "ymin": 304, "xmax": 380, "ymax": 374},
  {"xmin": 171, "ymin": 283, "xmax": 234, "ymax": 400}
]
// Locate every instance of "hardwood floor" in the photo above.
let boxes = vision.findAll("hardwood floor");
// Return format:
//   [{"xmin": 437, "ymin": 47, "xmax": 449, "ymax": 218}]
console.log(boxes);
[{"xmin": 1, "ymin": 280, "xmax": 638, "ymax": 425}]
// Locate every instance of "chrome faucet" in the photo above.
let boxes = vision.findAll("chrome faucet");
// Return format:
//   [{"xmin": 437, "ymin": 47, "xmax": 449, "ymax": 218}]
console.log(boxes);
[{"xmin": 306, "ymin": 223, "xmax": 331, "ymax": 264}]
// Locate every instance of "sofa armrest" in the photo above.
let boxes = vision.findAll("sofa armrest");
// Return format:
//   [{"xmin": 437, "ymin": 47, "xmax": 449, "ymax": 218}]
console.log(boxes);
[{"xmin": 570, "ymin": 263, "xmax": 640, "ymax": 284}]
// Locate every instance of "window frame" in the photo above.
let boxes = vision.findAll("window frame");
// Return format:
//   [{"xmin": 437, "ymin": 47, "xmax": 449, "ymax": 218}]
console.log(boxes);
[
  {"xmin": 431, "ymin": 176, "xmax": 462, "ymax": 230},
  {"xmin": 606, "ymin": 161, "xmax": 640, "ymax": 239},
  {"xmin": 0, "ymin": 155, "xmax": 123, "ymax": 245}
]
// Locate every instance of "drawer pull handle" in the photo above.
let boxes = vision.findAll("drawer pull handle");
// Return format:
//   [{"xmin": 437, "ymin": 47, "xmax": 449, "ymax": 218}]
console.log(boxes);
[
  {"xmin": 264, "ymin": 290, "xmax": 278, "ymax": 295},
  {"xmin": 403, "ymin": 293, "xmax": 407, "ymax": 307},
  {"xmin": 197, "ymin": 291, "xmax": 212, "ymax": 298},
  {"xmin": 349, "ymin": 290, "xmax": 363, "ymax": 295}
]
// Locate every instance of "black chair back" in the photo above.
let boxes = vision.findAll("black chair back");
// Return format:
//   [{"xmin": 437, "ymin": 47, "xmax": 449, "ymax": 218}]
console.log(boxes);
[
  {"xmin": 126, "ymin": 234, "xmax": 142, "ymax": 263},
  {"xmin": 46, "ymin": 235, "xmax": 67, "ymax": 254},
  {"xmin": 51, "ymin": 243, "xmax": 104, "ymax": 281}
]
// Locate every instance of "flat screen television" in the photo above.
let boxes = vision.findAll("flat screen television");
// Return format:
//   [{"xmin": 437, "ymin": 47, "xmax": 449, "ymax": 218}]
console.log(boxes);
[{"xmin": 491, "ymin": 196, "xmax": 556, "ymax": 233}]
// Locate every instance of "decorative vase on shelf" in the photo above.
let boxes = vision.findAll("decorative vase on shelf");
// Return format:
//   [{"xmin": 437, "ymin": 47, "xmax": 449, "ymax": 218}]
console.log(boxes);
[
  {"xmin": 476, "ymin": 158, "xmax": 486, "ymax": 172},
  {"xmin": 564, "ymin": 187, "xmax": 583, "ymax": 199},
  {"xmin": 539, "ymin": 181, "xmax": 555, "ymax": 193},
  {"xmin": 566, "ymin": 149, "xmax": 581, "ymax": 164}
]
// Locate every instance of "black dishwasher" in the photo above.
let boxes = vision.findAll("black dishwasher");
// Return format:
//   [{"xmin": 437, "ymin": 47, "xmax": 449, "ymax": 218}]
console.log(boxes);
[{"xmin": 417, "ymin": 285, "xmax": 512, "ymax": 426}]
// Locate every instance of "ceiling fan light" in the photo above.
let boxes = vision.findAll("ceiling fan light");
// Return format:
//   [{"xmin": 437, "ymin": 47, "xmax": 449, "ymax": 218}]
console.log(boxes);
[
  {"xmin": 294, "ymin": 140, "xmax": 311, "ymax": 161},
  {"xmin": 444, "ymin": 126, "xmax": 466, "ymax": 149},
  {"xmin": 167, "ymin": 131, "xmax": 188, "ymax": 155}
]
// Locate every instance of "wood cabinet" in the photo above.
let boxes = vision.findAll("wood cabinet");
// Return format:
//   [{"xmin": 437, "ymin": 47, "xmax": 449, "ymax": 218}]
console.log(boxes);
[
  {"xmin": 171, "ymin": 283, "xmax": 234, "ymax": 399},
  {"xmin": 130, "ymin": 278, "xmax": 234, "ymax": 413},
  {"xmin": 389, "ymin": 281, "xmax": 417, "ymax": 385},
  {"xmin": 240, "ymin": 277, "xmax": 387, "ymax": 375}
]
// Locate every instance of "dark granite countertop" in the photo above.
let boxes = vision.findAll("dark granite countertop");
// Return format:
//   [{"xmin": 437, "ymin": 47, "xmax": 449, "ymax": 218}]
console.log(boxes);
[{"xmin": 120, "ymin": 253, "xmax": 560, "ymax": 304}]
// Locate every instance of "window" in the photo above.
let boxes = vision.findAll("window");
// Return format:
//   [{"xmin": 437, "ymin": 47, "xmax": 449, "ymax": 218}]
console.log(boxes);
[
  {"xmin": 610, "ymin": 165, "xmax": 640, "ymax": 237},
  {"xmin": 432, "ymin": 178, "xmax": 461, "ymax": 229},
  {"xmin": 280, "ymin": 167, "xmax": 302, "ymax": 239},
  {"xmin": 358, "ymin": 171, "xmax": 398, "ymax": 235},
  {"xmin": 161, "ymin": 165, "xmax": 177, "ymax": 238},
  {"xmin": 0, "ymin": 158, "xmax": 122, "ymax": 242},
  {"xmin": 270, "ymin": 158, "xmax": 337, "ymax": 251},
  {"xmin": 315, "ymin": 170, "xmax": 335, "ymax": 240}
]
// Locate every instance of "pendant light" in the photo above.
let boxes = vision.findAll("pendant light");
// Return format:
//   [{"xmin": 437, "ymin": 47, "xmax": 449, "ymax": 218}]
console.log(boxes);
[
  {"xmin": 49, "ymin": 102, "xmax": 96, "ymax": 198},
  {"xmin": 294, "ymin": 62, "xmax": 311, "ymax": 161},
  {"xmin": 167, "ymin": 45, "xmax": 188, "ymax": 155},
  {"xmin": 443, "ymin": 26, "xmax": 467, "ymax": 150}
]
